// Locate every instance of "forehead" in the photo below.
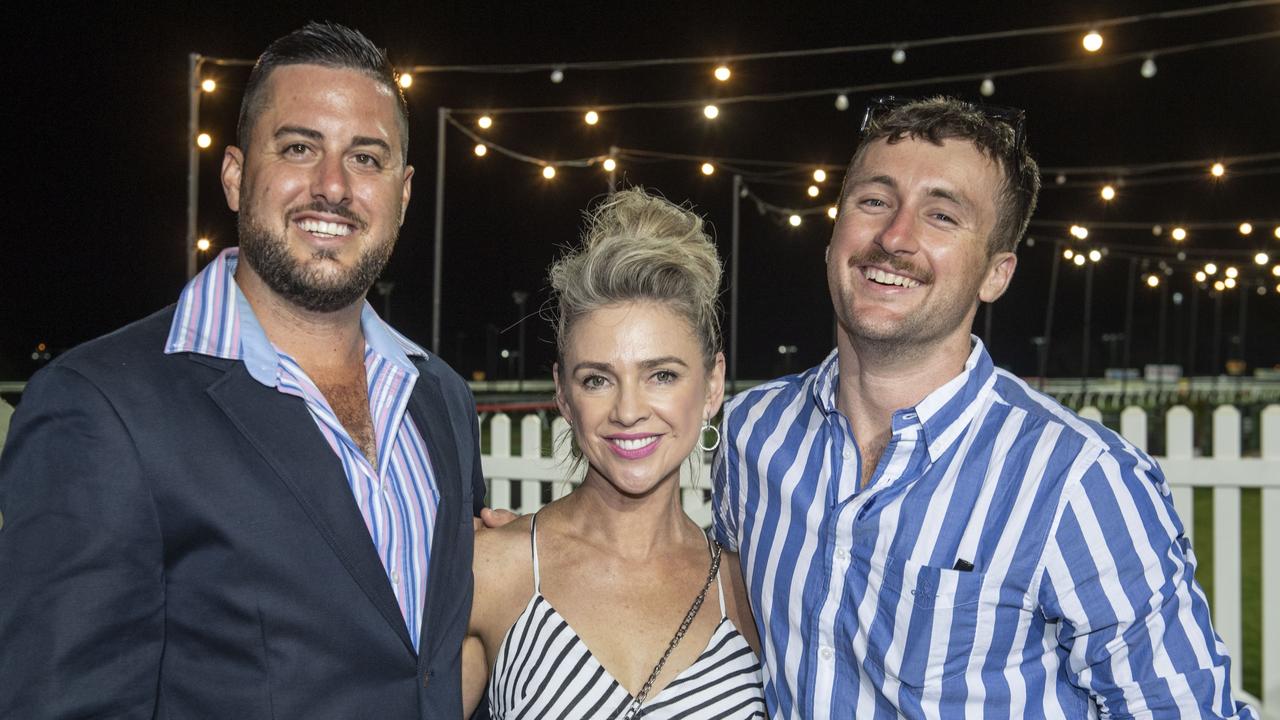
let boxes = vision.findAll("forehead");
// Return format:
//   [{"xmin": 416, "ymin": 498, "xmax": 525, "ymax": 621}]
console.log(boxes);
[
  {"xmin": 255, "ymin": 64, "xmax": 401, "ymax": 145},
  {"xmin": 851, "ymin": 137, "xmax": 1004, "ymax": 207},
  {"xmin": 565, "ymin": 302, "xmax": 701, "ymax": 362}
]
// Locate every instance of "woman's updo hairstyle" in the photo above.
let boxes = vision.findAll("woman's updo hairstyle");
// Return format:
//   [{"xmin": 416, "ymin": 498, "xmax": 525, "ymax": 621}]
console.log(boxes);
[{"xmin": 548, "ymin": 188, "xmax": 722, "ymax": 370}]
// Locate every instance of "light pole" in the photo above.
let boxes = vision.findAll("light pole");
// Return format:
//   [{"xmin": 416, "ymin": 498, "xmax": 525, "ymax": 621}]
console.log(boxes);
[
  {"xmin": 512, "ymin": 291, "xmax": 529, "ymax": 392},
  {"xmin": 729, "ymin": 174, "xmax": 742, "ymax": 393},
  {"xmin": 1037, "ymin": 241, "xmax": 1063, "ymax": 389},
  {"xmin": 374, "ymin": 281, "xmax": 395, "ymax": 323},
  {"xmin": 431, "ymin": 107, "xmax": 450, "ymax": 355}
]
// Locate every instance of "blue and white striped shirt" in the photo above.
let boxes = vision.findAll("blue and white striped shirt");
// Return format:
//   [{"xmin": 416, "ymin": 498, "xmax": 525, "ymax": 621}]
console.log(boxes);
[
  {"xmin": 714, "ymin": 339, "xmax": 1253, "ymax": 719},
  {"xmin": 164, "ymin": 248, "xmax": 440, "ymax": 652}
]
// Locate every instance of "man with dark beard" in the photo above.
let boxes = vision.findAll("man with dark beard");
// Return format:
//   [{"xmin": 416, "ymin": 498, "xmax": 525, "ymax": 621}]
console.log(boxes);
[{"xmin": 0, "ymin": 23, "xmax": 485, "ymax": 718}]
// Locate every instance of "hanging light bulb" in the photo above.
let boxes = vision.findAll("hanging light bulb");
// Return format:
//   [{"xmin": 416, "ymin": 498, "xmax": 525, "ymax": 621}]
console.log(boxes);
[
  {"xmin": 1210, "ymin": 162, "xmax": 1225, "ymax": 177},
  {"xmin": 1274, "ymin": 226, "xmax": 1280, "ymax": 239},
  {"xmin": 1140, "ymin": 56, "xmax": 1157, "ymax": 78},
  {"xmin": 1073, "ymin": 254, "xmax": 1087, "ymax": 266},
  {"xmin": 1204, "ymin": 262, "xmax": 1218, "ymax": 275},
  {"xmin": 1273, "ymin": 265, "xmax": 1280, "ymax": 277},
  {"xmin": 602, "ymin": 157, "xmax": 617, "ymax": 172},
  {"xmin": 473, "ymin": 143, "xmax": 487, "ymax": 157},
  {"xmin": 701, "ymin": 162, "xmax": 715, "ymax": 176},
  {"xmin": 891, "ymin": 47, "xmax": 906, "ymax": 64},
  {"xmin": 1239, "ymin": 222, "xmax": 1253, "ymax": 235},
  {"xmin": 1088, "ymin": 249, "xmax": 1102, "ymax": 262},
  {"xmin": 477, "ymin": 115, "xmax": 493, "ymax": 129},
  {"xmin": 1063, "ymin": 249, "xmax": 1075, "ymax": 260},
  {"xmin": 549, "ymin": 68, "xmax": 565, "ymax": 84},
  {"xmin": 979, "ymin": 77, "xmax": 995, "ymax": 97},
  {"xmin": 1146, "ymin": 275, "xmax": 1160, "ymax": 288},
  {"xmin": 1195, "ymin": 271, "xmax": 1207, "ymax": 282},
  {"xmin": 714, "ymin": 65, "xmax": 731, "ymax": 82},
  {"xmin": 789, "ymin": 214, "xmax": 802, "ymax": 227},
  {"xmin": 813, "ymin": 169, "xmax": 827, "ymax": 183},
  {"xmin": 397, "ymin": 73, "xmax": 413, "ymax": 89},
  {"xmin": 584, "ymin": 110, "xmax": 599, "ymax": 125},
  {"xmin": 1214, "ymin": 280, "xmax": 1226, "ymax": 291},
  {"xmin": 196, "ymin": 238, "xmax": 211, "ymax": 252},
  {"xmin": 1100, "ymin": 185, "xmax": 1116, "ymax": 201},
  {"xmin": 200, "ymin": 78, "xmax": 217, "ymax": 93},
  {"xmin": 1225, "ymin": 266, "xmax": 1239, "ymax": 279},
  {"xmin": 1254, "ymin": 252, "xmax": 1269, "ymax": 265},
  {"xmin": 827, "ymin": 206, "xmax": 838, "ymax": 219},
  {"xmin": 196, "ymin": 132, "xmax": 212, "ymax": 149},
  {"xmin": 542, "ymin": 165, "xmax": 556, "ymax": 179},
  {"xmin": 1224, "ymin": 277, "xmax": 1237, "ymax": 289},
  {"xmin": 1082, "ymin": 30, "xmax": 1104, "ymax": 52},
  {"xmin": 807, "ymin": 185, "xmax": 820, "ymax": 198},
  {"xmin": 1171, "ymin": 227, "xmax": 1187, "ymax": 242},
  {"xmin": 835, "ymin": 94, "xmax": 850, "ymax": 111},
  {"xmin": 703, "ymin": 104, "xmax": 720, "ymax": 119},
  {"xmin": 1055, "ymin": 174, "xmax": 1067, "ymax": 185}
]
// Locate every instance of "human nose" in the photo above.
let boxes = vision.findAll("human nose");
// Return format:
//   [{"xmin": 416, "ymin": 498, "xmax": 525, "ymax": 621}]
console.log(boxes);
[
  {"xmin": 610, "ymin": 380, "xmax": 649, "ymax": 426},
  {"xmin": 875, "ymin": 208, "xmax": 918, "ymax": 255},
  {"xmin": 310, "ymin": 153, "xmax": 352, "ymax": 206}
]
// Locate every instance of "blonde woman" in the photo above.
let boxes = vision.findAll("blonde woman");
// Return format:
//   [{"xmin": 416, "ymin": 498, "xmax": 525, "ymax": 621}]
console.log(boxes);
[{"xmin": 462, "ymin": 189, "xmax": 764, "ymax": 719}]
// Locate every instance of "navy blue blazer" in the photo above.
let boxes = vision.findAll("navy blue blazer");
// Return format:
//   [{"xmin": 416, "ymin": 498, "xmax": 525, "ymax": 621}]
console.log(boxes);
[{"xmin": 0, "ymin": 307, "xmax": 486, "ymax": 719}]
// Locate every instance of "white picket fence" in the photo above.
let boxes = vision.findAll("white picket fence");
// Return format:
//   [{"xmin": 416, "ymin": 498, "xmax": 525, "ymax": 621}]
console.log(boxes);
[{"xmin": 481, "ymin": 405, "xmax": 1280, "ymax": 717}]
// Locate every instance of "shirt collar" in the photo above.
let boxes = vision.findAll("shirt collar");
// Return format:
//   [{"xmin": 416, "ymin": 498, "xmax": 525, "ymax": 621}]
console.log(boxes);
[
  {"xmin": 812, "ymin": 336, "xmax": 997, "ymax": 462},
  {"xmin": 165, "ymin": 247, "xmax": 428, "ymax": 387}
]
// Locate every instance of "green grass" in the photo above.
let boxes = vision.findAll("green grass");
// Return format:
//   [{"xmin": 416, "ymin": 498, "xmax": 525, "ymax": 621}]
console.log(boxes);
[{"xmin": 1194, "ymin": 487, "xmax": 1262, "ymax": 700}]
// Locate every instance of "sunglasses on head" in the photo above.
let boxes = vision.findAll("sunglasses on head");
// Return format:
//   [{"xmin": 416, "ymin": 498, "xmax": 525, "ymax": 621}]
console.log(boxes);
[{"xmin": 859, "ymin": 95, "xmax": 1028, "ymax": 160}]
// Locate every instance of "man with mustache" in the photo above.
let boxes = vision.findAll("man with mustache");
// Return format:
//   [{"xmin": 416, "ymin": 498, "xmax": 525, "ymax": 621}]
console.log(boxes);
[
  {"xmin": 714, "ymin": 96, "xmax": 1253, "ymax": 718},
  {"xmin": 0, "ymin": 23, "xmax": 484, "ymax": 718}
]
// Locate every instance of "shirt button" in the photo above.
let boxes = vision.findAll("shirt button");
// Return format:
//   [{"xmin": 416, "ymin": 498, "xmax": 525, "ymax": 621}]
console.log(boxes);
[
  {"xmin": 842, "ymin": 448, "xmax": 853, "ymax": 460},
  {"xmin": 391, "ymin": 570, "xmax": 401, "ymax": 585},
  {"xmin": 820, "ymin": 646, "xmax": 834, "ymax": 661},
  {"xmin": 835, "ymin": 547, "xmax": 850, "ymax": 561}
]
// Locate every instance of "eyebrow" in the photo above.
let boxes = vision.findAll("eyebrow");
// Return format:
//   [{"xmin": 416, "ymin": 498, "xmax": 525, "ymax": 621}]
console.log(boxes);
[
  {"xmin": 572, "ymin": 356, "xmax": 690, "ymax": 373},
  {"xmin": 847, "ymin": 174, "xmax": 974, "ymax": 211},
  {"xmin": 274, "ymin": 126, "xmax": 392, "ymax": 154}
]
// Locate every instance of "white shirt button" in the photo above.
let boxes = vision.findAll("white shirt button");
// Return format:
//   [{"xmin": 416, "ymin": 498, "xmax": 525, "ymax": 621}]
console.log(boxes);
[
  {"xmin": 820, "ymin": 646, "xmax": 834, "ymax": 661},
  {"xmin": 835, "ymin": 547, "xmax": 850, "ymax": 561},
  {"xmin": 391, "ymin": 570, "xmax": 401, "ymax": 585},
  {"xmin": 842, "ymin": 448, "xmax": 853, "ymax": 460}
]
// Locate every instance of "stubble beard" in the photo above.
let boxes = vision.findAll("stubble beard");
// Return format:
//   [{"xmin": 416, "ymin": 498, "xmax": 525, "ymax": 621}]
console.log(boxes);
[{"xmin": 237, "ymin": 202, "xmax": 395, "ymax": 314}]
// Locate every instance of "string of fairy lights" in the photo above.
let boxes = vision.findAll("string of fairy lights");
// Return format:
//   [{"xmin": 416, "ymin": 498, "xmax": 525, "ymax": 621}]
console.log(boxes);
[{"xmin": 187, "ymin": 0, "xmax": 1280, "ymax": 300}]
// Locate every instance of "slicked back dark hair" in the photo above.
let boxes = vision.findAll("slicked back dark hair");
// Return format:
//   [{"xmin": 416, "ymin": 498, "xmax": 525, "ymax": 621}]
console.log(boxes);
[
  {"xmin": 236, "ymin": 21, "xmax": 409, "ymax": 160},
  {"xmin": 842, "ymin": 96, "xmax": 1040, "ymax": 255}
]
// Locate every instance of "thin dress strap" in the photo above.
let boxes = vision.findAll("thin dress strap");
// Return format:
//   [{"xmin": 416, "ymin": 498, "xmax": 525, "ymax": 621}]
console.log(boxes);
[
  {"xmin": 705, "ymin": 532, "xmax": 727, "ymax": 620},
  {"xmin": 530, "ymin": 512, "xmax": 542, "ymax": 594}
]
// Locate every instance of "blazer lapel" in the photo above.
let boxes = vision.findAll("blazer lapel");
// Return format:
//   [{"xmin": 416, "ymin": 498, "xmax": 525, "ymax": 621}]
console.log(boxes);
[
  {"xmin": 204, "ymin": 360, "xmax": 415, "ymax": 654},
  {"xmin": 406, "ymin": 368, "xmax": 463, "ymax": 661}
]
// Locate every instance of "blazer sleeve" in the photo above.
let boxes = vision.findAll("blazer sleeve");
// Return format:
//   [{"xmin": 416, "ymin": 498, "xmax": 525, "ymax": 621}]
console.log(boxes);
[
  {"xmin": 464, "ymin": 383, "xmax": 487, "ymax": 517},
  {"xmin": 0, "ymin": 365, "xmax": 165, "ymax": 718}
]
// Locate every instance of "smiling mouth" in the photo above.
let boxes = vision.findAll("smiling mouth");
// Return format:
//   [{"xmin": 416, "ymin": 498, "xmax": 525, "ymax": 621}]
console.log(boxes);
[
  {"xmin": 611, "ymin": 436, "xmax": 658, "ymax": 451},
  {"xmin": 862, "ymin": 266, "xmax": 921, "ymax": 288},
  {"xmin": 295, "ymin": 219, "xmax": 354, "ymax": 238}
]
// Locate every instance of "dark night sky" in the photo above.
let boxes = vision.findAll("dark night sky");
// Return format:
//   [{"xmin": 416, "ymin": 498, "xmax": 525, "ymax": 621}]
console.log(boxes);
[{"xmin": 5, "ymin": 1, "xmax": 1279, "ymax": 383}]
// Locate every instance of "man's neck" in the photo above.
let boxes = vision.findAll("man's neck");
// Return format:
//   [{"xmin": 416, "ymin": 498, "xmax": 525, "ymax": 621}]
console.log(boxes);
[
  {"xmin": 834, "ymin": 329, "xmax": 972, "ymax": 444},
  {"xmin": 234, "ymin": 263, "xmax": 367, "ymax": 373}
]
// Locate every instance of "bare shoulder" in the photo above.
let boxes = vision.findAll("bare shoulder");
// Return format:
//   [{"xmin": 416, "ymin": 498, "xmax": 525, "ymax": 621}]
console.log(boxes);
[
  {"xmin": 471, "ymin": 514, "xmax": 535, "ymax": 628},
  {"xmin": 717, "ymin": 548, "xmax": 761, "ymax": 652}
]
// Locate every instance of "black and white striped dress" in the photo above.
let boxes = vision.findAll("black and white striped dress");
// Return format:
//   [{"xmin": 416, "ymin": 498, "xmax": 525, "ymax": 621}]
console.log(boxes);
[{"xmin": 486, "ymin": 516, "xmax": 766, "ymax": 719}]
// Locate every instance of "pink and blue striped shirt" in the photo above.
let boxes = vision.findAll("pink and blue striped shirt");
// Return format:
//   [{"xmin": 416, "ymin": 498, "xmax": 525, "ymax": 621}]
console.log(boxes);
[{"xmin": 164, "ymin": 248, "xmax": 439, "ymax": 652}]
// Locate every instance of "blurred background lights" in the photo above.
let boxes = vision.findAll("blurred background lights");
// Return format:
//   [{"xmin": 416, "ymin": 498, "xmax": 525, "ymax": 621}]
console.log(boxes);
[
  {"xmin": 1274, "ymin": 226, "xmax": 1280, "ymax": 239},
  {"xmin": 1088, "ymin": 249, "xmax": 1102, "ymax": 262},
  {"xmin": 1082, "ymin": 30, "xmax": 1104, "ymax": 52},
  {"xmin": 196, "ymin": 132, "xmax": 212, "ymax": 148},
  {"xmin": 1146, "ymin": 275, "xmax": 1160, "ymax": 288},
  {"xmin": 1210, "ymin": 162, "xmax": 1225, "ymax": 177},
  {"xmin": 703, "ymin": 104, "xmax": 719, "ymax": 119},
  {"xmin": 473, "ymin": 143, "xmax": 487, "ymax": 157},
  {"xmin": 835, "ymin": 94, "xmax": 850, "ymax": 111},
  {"xmin": 584, "ymin": 110, "xmax": 599, "ymax": 125},
  {"xmin": 700, "ymin": 162, "xmax": 715, "ymax": 176},
  {"xmin": 196, "ymin": 237, "xmax": 211, "ymax": 252},
  {"xmin": 1214, "ymin": 280, "xmax": 1226, "ymax": 291},
  {"xmin": 979, "ymin": 77, "xmax": 995, "ymax": 96},
  {"xmin": 788, "ymin": 214, "xmax": 802, "ymax": 227},
  {"xmin": 397, "ymin": 73, "xmax": 413, "ymax": 89},
  {"xmin": 827, "ymin": 206, "xmax": 838, "ymax": 219},
  {"xmin": 1171, "ymin": 227, "xmax": 1187, "ymax": 241},
  {"xmin": 1224, "ymin": 277, "xmax": 1237, "ymax": 289},
  {"xmin": 1225, "ymin": 266, "xmax": 1239, "ymax": 278},
  {"xmin": 200, "ymin": 78, "xmax": 217, "ymax": 93},
  {"xmin": 1254, "ymin": 252, "xmax": 1269, "ymax": 265},
  {"xmin": 1140, "ymin": 56, "xmax": 1158, "ymax": 78},
  {"xmin": 602, "ymin": 158, "xmax": 617, "ymax": 172},
  {"xmin": 807, "ymin": 185, "xmax": 820, "ymax": 197},
  {"xmin": 1100, "ymin": 184, "xmax": 1116, "ymax": 201},
  {"xmin": 1073, "ymin": 254, "xmax": 1086, "ymax": 266},
  {"xmin": 1205, "ymin": 262, "xmax": 1218, "ymax": 275},
  {"xmin": 1195, "ymin": 271, "xmax": 1207, "ymax": 282},
  {"xmin": 1239, "ymin": 222, "xmax": 1253, "ymax": 235},
  {"xmin": 542, "ymin": 165, "xmax": 556, "ymax": 179},
  {"xmin": 477, "ymin": 115, "xmax": 493, "ymax": 129},
  {"xmin": 1069, "ymin": 225, "xmax": 1088, "ymax": 239},
  {"xmin": 550, "ymin": 68, "xmax": 564, "ymax": 83},
  {"xmin": 891, "ymin": 47, "xmax": 907, "ymax": 64},
  {"xmin": 1273, "ymin": 265, "xmax": 1280, "ymax": 277},
  {"xmin": 813, "ymin": 169, "xmax": 827, "ymax": 183},
  {"xmin": 1063, "ymin": 248, "xmax": 1075, "ymax": 260},
  {"xmin": 714, "ymin": 65, "xmax": 731, "ymax": 82}
]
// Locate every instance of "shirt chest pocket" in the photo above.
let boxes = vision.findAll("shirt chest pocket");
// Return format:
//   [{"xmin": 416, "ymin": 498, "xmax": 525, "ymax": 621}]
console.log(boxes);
[{"xmin": 862, "ymin": 554, "xmax": 988, "ymax": 689}]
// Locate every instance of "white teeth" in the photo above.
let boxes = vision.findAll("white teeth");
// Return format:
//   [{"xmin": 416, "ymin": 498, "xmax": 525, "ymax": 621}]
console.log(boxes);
[
  {"xmin": 612, "ymin": 436, "xmax": 658, "ymax": 450},
  {"xmin": 863, "ymin": 267, "xmax": 920, "ymax": 288},
  {"xmin": 297, "ymin": 219, "xmax": 353, "ymax": 237}
]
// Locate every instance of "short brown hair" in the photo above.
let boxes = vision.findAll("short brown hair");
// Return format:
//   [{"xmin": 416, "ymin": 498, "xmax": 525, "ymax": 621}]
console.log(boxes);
[{"xmin": 844, "ymin": 96, "xmax": 1040, "ymax": 254}]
